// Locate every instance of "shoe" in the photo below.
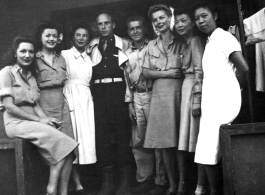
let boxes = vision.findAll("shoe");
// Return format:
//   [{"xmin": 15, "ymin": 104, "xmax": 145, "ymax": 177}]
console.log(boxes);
[
  {"xmin": 97, "ymin": 166, "xmax": 115, "ymax": 195},
  {"xmin": 115, "ymin": 165, "xmax": 132, "ymax": 195},
  {"xmin": 163, "ymin": 189, "xmax": 177, "ymax": 195},
  {"xmin": 148, "ymin": 184, "xmax": 168, "ymax": 195},
  {"xmin": 130, "ymin": 180, "xmax": 155, "ymax": 194}
]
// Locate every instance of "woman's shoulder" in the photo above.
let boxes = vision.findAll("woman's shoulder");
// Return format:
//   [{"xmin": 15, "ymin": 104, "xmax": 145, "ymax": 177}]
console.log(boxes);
[
  {"xmin": 190, "ymin": 36, "xmax": 206, "ymax": 45},
  {"xmin": 0, "ymin": 66, "xmax": 13, "ymax": 76}
]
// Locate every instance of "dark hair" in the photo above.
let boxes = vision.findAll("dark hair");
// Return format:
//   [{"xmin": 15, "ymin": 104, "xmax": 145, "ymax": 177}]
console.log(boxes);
[
  {"xmin": 126, "ymin": 15, "xmax": 147, "ymax": 28},
  {"xmin": 3, "ymin": 36, "xmax": 35, "ymax": 66},
  {"xmin": 192, "ymin": 1, "xmax": 217, "ymax": 16},
  {"xmin": 34, "ymin": 20, "xmax": 61, "ymax": 53},
  {"xmin": 3, "ymin": 36, "xmax": 37, "ymax": 75},
  {"xmin": 174, "ymin": 8, "xmax": 193, "ymax": 20},
  {"xmin": 173, "ymin": 8, "xmax": 207, "ymax": 41},
  {"xmin": 148, "ymin": 4, "xmax": 172, "ymax": 21},
  {"xmin": 71, "ymin": 23, "xmax": 93, "ymax": 41}
]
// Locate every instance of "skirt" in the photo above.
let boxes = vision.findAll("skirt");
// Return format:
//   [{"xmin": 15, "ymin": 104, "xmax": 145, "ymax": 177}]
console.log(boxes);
[
  {"xmin": 178, "ymin": 75, "xmax": 200, "ymax": 152},
  {"xmin": 39, "ymin": 87, "xmax": 74, "ymax": 139},
  {"xmin": 3, "ymin": 105, "xmax": 78, "ymax": 165},
  {"xmin": 144, "ymin": 78, "xmax": 182, "ymax": 148}
]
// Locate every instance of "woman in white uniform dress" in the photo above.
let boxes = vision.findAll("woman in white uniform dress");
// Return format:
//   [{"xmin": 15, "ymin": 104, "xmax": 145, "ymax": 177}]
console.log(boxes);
[
  {"xmin": 193, "ymin": 2, "xmax": 249, "ymax": 195},
  {"xmin": 62, "ymin": 24, "xmax": 96, "ymax": 195}
]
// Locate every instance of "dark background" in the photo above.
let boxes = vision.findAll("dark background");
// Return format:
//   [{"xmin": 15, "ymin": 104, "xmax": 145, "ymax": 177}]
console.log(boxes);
[{"xmin": 1, "ymin": 0, "xmax": 265, "ymax": 194}]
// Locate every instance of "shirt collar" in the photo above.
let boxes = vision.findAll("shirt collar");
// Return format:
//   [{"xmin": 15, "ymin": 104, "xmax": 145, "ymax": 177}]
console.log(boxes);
[
  {"xmin": 13, "ymin": 64, "xmax": 32, "ymax": 79},
  {"xmin": 100, "ymin": 34, "xmax": 115, "ymax": 43},
  {"xmin": 71, "ymin": 46, "xmax": 87, "ymax": 59},
  {"xmin": 207, "ymin": 27, "xmax": 220, "ymax": 42},
  {"xmin": 131, "ymin": 39, "xmax": 149, "ymax": 50},
  {"xmin": 36, "ymin": 51, "xmax": 59, "ymax": 58},
  {"xmin": 153, "ymin": 35, "xmax": 175, "ymax": 46}
]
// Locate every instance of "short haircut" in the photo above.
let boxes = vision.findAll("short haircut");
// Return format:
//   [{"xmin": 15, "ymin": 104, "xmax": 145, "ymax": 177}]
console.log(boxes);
[
  {"xmin": 71, "ymin": 23, "xmax": 93, "ymax": 41},
  {"xmin": 192, "ymin": 1, "xmax": 217, "ymax": 16},
  {"xmin": 126, "ymin": 15, "xmax": 147, "ymax": 28},
  {"xmin": 96, "ymin": 13, "xmax": 114, "ymax": 24},
  {"xmin": 148, "ymin": 4, "xmax": 172, "ymax": 21}
]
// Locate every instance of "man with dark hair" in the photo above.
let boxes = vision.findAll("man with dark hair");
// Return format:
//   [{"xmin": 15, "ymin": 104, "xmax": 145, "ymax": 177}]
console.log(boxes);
[
  {"xmin": 124, "ymin": 15, "xmax": 167, "ymax": 195},
  {"xmin": 87, "ymin": 13, "xmax": 132, "ymax": 195}
]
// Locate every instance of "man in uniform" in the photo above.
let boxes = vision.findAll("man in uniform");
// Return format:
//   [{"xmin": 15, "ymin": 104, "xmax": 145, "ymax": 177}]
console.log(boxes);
[
  {"xmin": 88, "ymin": 13, "xmax": 132, "ymax": 195},
  {"xmin": 124, "ymin": 16, "xmax": 167, "ymax": 195}
]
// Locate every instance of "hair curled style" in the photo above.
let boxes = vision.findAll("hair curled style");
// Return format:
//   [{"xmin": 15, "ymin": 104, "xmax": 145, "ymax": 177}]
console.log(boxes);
[
  {"xmin": 3, "ymin": 36, "xmax": 35, "ymax": 65},
  {"xmin": 71, "ymin": 23, "xmax": 93, "ymax": 42},
  {"xmin": 34, "ymin": 20, "xmax": 61, "ymax": 53},
  {"xmin": 3, "ymin": 35, "xmax": 37, "ymax": 75},
  {"xmin": 126, "ymin": 15, "xmax": 147, "ymax": 28},
  {"xmin": 192, "ymin": 0, "xmax": 217, "ymax": 17},
  {"xmin": 148, "ymin": 4, "xmax": 172, "ymax": 22}
]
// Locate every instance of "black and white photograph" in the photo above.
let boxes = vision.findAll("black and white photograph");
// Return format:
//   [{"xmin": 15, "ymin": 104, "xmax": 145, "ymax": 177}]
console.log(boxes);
[{"xmin": 0, "ymin": 0, "xmax": 265, "ymax": 195}]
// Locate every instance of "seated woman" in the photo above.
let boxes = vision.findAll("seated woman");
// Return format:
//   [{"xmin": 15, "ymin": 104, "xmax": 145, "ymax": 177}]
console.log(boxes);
[{"xmin": 0, "ymin": 36, "xmax": 78, "ymax": 195}]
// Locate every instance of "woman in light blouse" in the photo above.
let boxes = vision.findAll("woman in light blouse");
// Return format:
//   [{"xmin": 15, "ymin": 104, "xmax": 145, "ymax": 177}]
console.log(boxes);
[
  {"xmin": 0, "ymin": 36, "xmax": 78, "ymax": 195},
  {"xmin": 34, "ymin": 21, "xmax": 77, "ymax": 195},
  {"xmin": 143, "ymin": 4, "xmax": 183, "ymax": 195},
  {"xmin": 174, "ymin": 8, "xmax": 205, "ymax": 195}
]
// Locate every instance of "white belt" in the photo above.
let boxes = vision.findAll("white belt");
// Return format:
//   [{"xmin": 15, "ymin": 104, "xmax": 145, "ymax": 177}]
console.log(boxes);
[
  {"xmin": 94, "ymin": 78, "xmax": 123, "ymax": 84},
  {"xmin": 65, "ymin": 79, "xmax": 90, "ymax": 87}
]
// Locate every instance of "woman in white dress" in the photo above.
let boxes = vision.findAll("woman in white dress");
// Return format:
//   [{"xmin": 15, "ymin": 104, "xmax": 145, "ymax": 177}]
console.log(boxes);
[
  {"xmin": 62, "ymin": 24, "xmax": 96, "ymax": 195},
  {"xmin": 193, "ymin": 2, "xmax": 249, "ymax": 195}
]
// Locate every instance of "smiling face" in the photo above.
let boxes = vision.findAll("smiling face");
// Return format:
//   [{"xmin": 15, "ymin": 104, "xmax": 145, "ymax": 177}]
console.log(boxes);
[
  {"xmin": 16, "ymin": 42, "xmax": 35, "ymax": 68},
  {"xmin": 41, "ymin": 28, "xmax": 58, "ymax": 50},
  {"xmin": 97, "ymin": 14, "xmax": 115, "ymax": 38},
  {"xmin": 194, "ymin": 7, "xmax": 217, "ymax": 35},
  {"xmin": 174, "ymin": 14, "xmax": 193, "ymax": 37},
  {"xmin": 127, "ymin": 20, "xmax": 146, "ymax": 42},
  {"xmin": 151, "ymin": 10, "xmax": 171, "ymax": 33},
  {"xmin": 73, "ymin": 28, "xmax": 89, "ymax": 51}
]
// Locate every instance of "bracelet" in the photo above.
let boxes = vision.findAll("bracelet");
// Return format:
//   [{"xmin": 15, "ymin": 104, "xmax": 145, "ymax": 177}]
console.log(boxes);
[{"xmin": 34, "ymin": 117, "xmax": 40, "ymax": 122}]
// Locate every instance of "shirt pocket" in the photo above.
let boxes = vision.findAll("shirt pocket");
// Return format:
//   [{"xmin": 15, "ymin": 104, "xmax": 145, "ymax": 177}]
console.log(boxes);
[
  {"xmin": 59, "ymin": 64, "xmax": 67, "ymax": 81},
  {"xmin": 150, "ymin": 51, "xmax": 165, "ymax": 70},
  {"xmin": 37, "ymin": 66, "xmax": 52, "ymax": 83},
  {"xmin": 166, "ymin": 53, "xmax": 183, "ymax": 70},
  {"xmin": 181, "ymin": 51, "xmax": 191, "ymax": 71},
  {"xmin": 12, "ymin": 83, "xmax": 27, "ymax": 105},
  {"xmin": 129, "ymin": 68, "xmax": 140, "ymax": 86}
]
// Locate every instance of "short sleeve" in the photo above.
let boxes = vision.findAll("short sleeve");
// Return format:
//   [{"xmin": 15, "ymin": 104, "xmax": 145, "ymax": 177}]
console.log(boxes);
[
  {"xmin": 0, "ymin": 68, "xmax": 14, "ymax": 111},
  {"xmin": 221, "ymin": 31, "xmax": 241, "ymax": 59}
]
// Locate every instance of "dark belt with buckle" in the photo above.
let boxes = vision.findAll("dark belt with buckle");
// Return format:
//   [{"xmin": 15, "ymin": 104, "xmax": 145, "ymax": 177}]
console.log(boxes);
[{"xmin": 135, "ymin": 87, "xmax": 152, "ymax": 93}]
